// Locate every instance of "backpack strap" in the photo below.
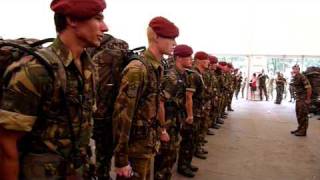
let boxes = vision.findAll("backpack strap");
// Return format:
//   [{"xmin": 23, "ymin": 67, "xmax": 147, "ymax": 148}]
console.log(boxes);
[{"xmin": 36, "ymin": 48, "xmax": 67, "ymax": 94}]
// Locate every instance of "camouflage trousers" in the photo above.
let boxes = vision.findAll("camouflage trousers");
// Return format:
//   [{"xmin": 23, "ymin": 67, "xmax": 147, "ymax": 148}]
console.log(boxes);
[
  {"xmin": 116, "ymin": 156, "xmax": 153, "ymax": 180},
  {"xmin": 21, "ymin": 152, "xmax": 88, "ymax": 180},
  {"xmin": 193, "ymin": 117, "xmax": 202, "ymax": 152},
  {"xmin": 295, "ymin": 97, "xmax": 309, "ymax": 133},
  {"xmin": 199, "ymin": 102, "xmax": 211, "ymax": 142},
  {"xmin": 178, "ymin": 123, "xmax": 195, "ymax": 170},
  {"xmin": 154, "ymin": 127, "xmax": 180, "ymax": 180},
  {"xmin": 259, "ymin": 85, "xmax": 268, "ymax": 101},
  {"xmin": 211, "ymin": 99, "xmax": 219, "ymax": 126},
  {"xmin": 227, "ymin": 91, "xmax": 234, "ymax": 109},
  {"xmin": 93, "ymin": 119, "xmax": 114, "ymax": 180},
  {"xmin": 275, "ymin": 85, "xmax": 284, "ymax": 104}
]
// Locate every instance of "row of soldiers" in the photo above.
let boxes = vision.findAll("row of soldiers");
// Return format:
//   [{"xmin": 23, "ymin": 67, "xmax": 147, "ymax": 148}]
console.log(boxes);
[
  {"xmin": 0, "ymin": 0, "xmax": 239, "ymax": 180},
  {"xmin": 154, "ymin": 48, "xmax": 239, "ymax": 179}
]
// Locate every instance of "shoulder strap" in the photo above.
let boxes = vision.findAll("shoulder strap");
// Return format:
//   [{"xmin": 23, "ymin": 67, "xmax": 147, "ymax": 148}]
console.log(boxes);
[{"xmin": 36, "ymin": 48, "xmax": 67, "ymax": 93}]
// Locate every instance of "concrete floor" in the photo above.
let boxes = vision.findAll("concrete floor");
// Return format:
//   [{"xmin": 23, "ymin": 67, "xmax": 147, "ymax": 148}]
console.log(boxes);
[{"xmin": 172, "ymin": 99, "xmax": 320, "ymax": 180}]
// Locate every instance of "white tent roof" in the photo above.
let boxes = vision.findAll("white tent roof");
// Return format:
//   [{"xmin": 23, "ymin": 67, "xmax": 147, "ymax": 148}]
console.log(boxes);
[{"xmin": 1, "ymin": 0, "xmax": 319, "ymax": 56}]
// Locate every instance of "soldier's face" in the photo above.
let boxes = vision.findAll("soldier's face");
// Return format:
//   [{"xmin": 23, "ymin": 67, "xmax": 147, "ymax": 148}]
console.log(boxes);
[
  {"xmin": 73, "ymin": 13, "xmax": 108, "ymax": 47},
  {"xmin": 180, "ymin": 56, "xmax": 193, "ymax": 68},
  {"xmin": 200, "ymin": 59, "xmax": 210, "ymax": 69},
  {"xmin": 157, "ymin": 37, "xmax": 177, "ymax": 56}
]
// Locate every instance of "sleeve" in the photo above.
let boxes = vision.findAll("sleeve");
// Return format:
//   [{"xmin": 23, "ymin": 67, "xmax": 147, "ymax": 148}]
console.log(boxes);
[
  {"xmin": 112, "ymin": 60, "xmax": 146, "ymax": 168},
  {"xmin": 0, "ymin": 59, "xmax": 51, "ymax": 132},
  {"xmin": 161, "ymin": 72, "xmax": 176, "ymax": 101},
  {"xmin": 186, "ymin": 73, "xmax": 196, "ymax": 92}
]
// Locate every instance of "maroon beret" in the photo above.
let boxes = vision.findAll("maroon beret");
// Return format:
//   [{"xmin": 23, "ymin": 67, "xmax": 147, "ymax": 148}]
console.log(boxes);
[
  {"xmin": 194, "ymin": 51, "xmax": 209, "ymax": 60},
  {"xmin": 208, "ymin": 55, "xmax": 218, "ymax": 64},
  {"xmin": 174, "ymin": 44, "xmax": 193, "ymax": 57},
  {"xmin": 218, "ymin": 61, "xmax": 227, "ymax": 66},
  {"xmin": 51, "ymin": 0, "xmax": 106, "ymax": 18},
  {"xmin": 149, "ymin": 16, "xmax": 179, "ymax": 39}
]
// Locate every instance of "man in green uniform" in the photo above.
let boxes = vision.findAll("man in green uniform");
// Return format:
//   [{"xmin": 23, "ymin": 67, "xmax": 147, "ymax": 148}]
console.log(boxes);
[
  {"xmin": 275, "ymin": 72, "xmax": 286, "ymax": 104},
  {"xmin": 0, "ymin": 0, "xmax": 108, "ymax": 179},
  {"xmin": 113, "ymin": 16, "xmax": 179, "ymax": 180},
  {"xmin": 258, "ymin": 69, "xmax": 269, "ymax": 101},
  {"xmin": 155, "ymin": 44, "xmax": 194, "ymax": 179},
  {"xmin": 290, "ymin": 65, "xmax": 312, "ymax": 136},
  {"xmin": 187, "ymin": 51, "xmax": 210, "ymax": 160},
  {"xmin": 209, "ymin": 56, "xmax": 224, "ymax": 128}
]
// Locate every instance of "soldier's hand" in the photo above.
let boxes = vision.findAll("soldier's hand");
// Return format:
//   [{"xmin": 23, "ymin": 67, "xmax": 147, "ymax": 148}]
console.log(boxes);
[
  {"xmin": 160, "ymin": 129, "xmax": 170, "ymax": 142},
  {"xmin": 305, "ymin": 99, "xmax": 311, "ymax": 104},
  {"xmin": 115, "ymin": 164, "xmax": 132, "ymax": 178},
  {"xmin": 186, "ymin": 116, "xmax": 193, "ymax": 124}
]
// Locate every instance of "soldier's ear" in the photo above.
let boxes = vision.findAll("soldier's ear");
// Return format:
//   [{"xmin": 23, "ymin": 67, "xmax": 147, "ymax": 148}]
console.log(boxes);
[{"xmin": 66, "ymin": 17, "xmax": 77, "ymax": 28}]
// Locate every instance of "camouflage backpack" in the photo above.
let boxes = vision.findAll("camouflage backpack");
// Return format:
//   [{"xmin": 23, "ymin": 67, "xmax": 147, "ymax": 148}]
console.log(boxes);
[
  {"xmin": 0, "ymin": 38, "xmax": 55, "ymax": 99},
  {"xmin": 87, "ymin": 34, "xmax": 145, "ymax": 121}
]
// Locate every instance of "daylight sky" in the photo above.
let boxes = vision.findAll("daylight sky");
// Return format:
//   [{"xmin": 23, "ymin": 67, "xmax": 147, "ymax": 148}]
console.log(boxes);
[{"xmin": 1, "ymin": 0, "xmax": 320, "ymax": 56}]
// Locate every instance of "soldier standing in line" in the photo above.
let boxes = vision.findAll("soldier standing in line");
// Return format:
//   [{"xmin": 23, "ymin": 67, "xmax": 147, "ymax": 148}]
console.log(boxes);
[
  {"xmin": 217, "ymin": 62, "xmax": 228, "ymax": 120},
  {"xmin": 208, "ymin": 55, "xmax": 222, "ymax": 132},
  {"xmin": 187, "ymin": 51, "xmax": 210, "ymax": 160},
  {"xmin": 275, "ymin": 72, "xmax": 286, "ymax": 104},
  {"xmin": 290, "ymin": 65, "xmax": 312, "ymax": 136},
  {"xmin": 258, "ymin": 69, "xmax": 269, "ymax": 101},
  {"xmin": 112, "ymin": 16, "xmax": 178, "ymax": 180},
  {"xmin": 235, "ymin": 71, "xmax": 243, "ymax": 99},
  {"xmin": 0, "ymin": 0, "xmax": 108, "ymax": 179},
  {"xmin": 226, "ymin": 63, "xmax": 235, "ymax": 111},
  {"xmin": 154, "ymin": 44, "xmax": 194, "ymax": 179}
]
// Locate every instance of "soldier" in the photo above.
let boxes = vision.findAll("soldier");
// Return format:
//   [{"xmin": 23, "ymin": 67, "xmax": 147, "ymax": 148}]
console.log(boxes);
[
  {"xmin": 258, "ymin": 69, "xmax": 269, "ymax": 101},
  {"xmin": 113, "ymin": 16, "xmax": 178, "ymax": 180},
  {"xmin": 0, "ymin": 0, "xmax": 107, "ymax": 179},
  {"xmin": 235, "ymin": 71, "xmax": 243, "ymax": 99},
  {"xmin": 275, "ymin": 72, "xmax": 286, "ymax": 104},
  {"xmin": 290, "ymin": 65, "xmax": 312, "ymax": 136},
  {"xmin": 208, "ymin": 55, "xmax": 222, "ymax": 130},
  {"xmin": 187, "ymin": 51, "xmax": 210, "ymax": 160},
  {"xmin": 226, "ymin": 63, "xmax": 235, "ymax": 111},
  {"xmin": 155, "ymin": 44, "xmax": 193, "ymax": 179}
]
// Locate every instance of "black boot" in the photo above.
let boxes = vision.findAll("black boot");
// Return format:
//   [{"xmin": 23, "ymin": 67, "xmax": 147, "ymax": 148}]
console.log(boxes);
[
  {"xmin": 189, "ymin": 164, "xmax": 199, "ymax": 172},
  {"xmin": 178, "ymin": 167, "xmax": 195, "ymax": 178}
]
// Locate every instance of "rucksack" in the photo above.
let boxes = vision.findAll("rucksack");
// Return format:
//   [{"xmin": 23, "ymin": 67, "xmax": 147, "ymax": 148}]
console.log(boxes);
[
  {"xmin": 87, "ymin": 34, "xmax": 145, "ymax": 121},
  {"xmin": 0, "ymin": 38, "xmax": 55, "ymax": 99}
]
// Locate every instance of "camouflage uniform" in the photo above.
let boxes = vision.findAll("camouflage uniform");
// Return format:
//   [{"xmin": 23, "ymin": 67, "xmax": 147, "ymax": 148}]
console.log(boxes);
[
  {"xmin": 154, "ymin": 66, "xmax": 187, "ymax": 180},
  {"xmin": 235, "ymin": 75, "xmax": 242, "ymax": 99},
  {"xmin": 178, "ymin": 68, "xmax": 204, "ymax": 169},
  {"xmin": 89, "ymin": 34, "xmax": 129, "ymax": 180},
  {"xmin": 188, "ymin": 68, "xmax": 205, "ymax": 154},
  {"xmin": 210, "ymin": 70, "xmax": 220, "ymax": 127},
  {"xmin": 275, "ymin": 76, "xmax": 286, "ymax": 104},
  {"xmin": 0, "ymin": 38, "xmax": 96, "ymax": 179},
  {"xmin": 113, "ymin": 50, "xmax": 162, "ymax": 180},
  {"xmin": 292, "ymin": 73, "xmax": 311, "ymax": 134},
  {"xmin": 258, "ymin": 74, "xmax": 269, "ymax": 101},
  {"xmin": 201, "ymin": 70, "xmax": 213, "ymax": 140}
]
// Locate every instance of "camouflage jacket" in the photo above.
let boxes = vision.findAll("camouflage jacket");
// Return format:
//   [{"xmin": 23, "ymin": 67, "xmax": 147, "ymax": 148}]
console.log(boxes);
[
  {"xmin": 210, "ymin": 70, "xmax": 220, "ymax": 98},
  {"xmin": 113, "ymin": 50, "xmax": 162, "ymax": 167},
  {"xmin": 186, "ymin": 67, "xmax": 205, "ymax": 118},
  {"xmin": 0, "ymin": 37, "xmax": 96, "ymax": 159},
  {"xmin": 161, "ymin": 66, "xmax": 187, "ymax": 124},
  {"xmin": 292, "ymin": 73, "xmax": 311, "ymax": 97}
]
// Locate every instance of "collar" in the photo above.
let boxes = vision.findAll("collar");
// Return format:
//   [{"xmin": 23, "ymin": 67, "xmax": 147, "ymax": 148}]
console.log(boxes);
[
  {"xmin": 50, "ymin": 37, "xmax": 93, "ymax": 70},
  {"xmin": 144, "ymin": 50, "xmax": 161, "ymax": 70}
]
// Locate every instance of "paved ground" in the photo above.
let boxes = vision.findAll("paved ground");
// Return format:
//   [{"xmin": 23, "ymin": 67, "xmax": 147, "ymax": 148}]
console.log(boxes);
[{"xmin": 172, "ymin": 98, "xmax": 320, "ymax": 180}]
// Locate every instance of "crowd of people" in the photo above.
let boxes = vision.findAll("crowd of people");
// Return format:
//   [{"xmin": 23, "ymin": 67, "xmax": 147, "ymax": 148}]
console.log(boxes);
[
  {"xmin": 0, "ymin": 0, "xmax": 315, "ymax": 180},
  {"xmin": 0, "ymin": 0, "xmax": 241, "ymax": 179}
]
